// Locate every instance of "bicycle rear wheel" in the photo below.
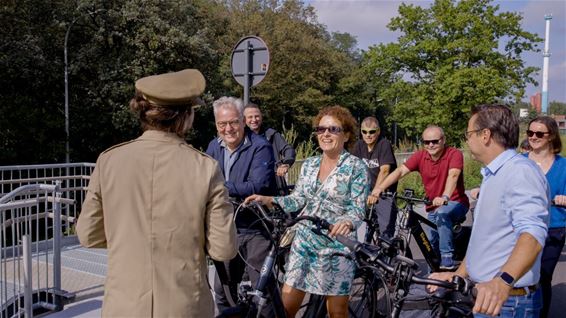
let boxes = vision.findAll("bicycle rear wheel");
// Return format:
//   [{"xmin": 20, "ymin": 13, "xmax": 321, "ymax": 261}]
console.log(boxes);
[{"xmin": 348, "ymin": 267, "xmax": 391, "ymax": 318}]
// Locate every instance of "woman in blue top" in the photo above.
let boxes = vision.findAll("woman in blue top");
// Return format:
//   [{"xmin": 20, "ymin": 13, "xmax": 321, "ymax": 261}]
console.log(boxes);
[
  {"xmin": 246, "ymin": 105, "xmax": 368, "ymax": 318},
  {"xmin": 525, "ymin": 116, "xmax": 566, "ymax": 318}
]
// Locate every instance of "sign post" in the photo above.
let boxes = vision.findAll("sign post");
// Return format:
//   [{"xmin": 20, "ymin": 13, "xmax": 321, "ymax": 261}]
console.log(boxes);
[{"xmin": 230, "ymin": 36, "xmax": 270, "ymax": 105}]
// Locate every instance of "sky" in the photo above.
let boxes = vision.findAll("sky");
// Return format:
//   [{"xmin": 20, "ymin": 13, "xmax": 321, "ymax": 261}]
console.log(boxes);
[{"xmin": 307, "ymin": 0, "xmax": 566, "ymax": 103}]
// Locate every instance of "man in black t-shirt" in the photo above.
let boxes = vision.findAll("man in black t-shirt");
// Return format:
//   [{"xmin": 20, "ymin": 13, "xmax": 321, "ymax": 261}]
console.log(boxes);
[{"xmin": 351, "ymin": 116, "xmax": 398, "ymax": 238}]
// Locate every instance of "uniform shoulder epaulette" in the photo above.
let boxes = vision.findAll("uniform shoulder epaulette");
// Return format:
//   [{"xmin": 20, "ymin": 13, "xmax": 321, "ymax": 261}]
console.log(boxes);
[
  {"xmin": 100, "ymin": 140, "xmax": 137, "ymax": 154},
  {"xmin": 182, "ymin": 143, "xmax": 215, "ymax": 160}
]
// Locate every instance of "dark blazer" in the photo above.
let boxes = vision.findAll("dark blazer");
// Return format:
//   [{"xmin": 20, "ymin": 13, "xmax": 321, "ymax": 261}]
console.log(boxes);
[{"xmin": 206, "ymin": 129, "xmax": 276, "ymax": 199}]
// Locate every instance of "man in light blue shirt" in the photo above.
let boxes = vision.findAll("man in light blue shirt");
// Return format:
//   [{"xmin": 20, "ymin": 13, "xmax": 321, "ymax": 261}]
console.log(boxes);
[{"xmin": 430, "ymin": 104, "xmax": 549, "ymax": 317}]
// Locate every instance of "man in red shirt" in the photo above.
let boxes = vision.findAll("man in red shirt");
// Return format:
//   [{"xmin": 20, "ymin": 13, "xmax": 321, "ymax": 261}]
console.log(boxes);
[{"xmin": 371, "ymin": 125, "xmax": 469, "ymax": 270}]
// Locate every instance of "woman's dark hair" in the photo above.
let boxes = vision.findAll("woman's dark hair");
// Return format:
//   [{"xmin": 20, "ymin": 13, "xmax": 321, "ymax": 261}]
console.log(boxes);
[
  {"xmin": 312, "ymin": 105, "xmax": 358, "ymax": 149},
  {"xmin": 129, "ymin": 91, "xmax": 193, "ymax": 138},
  {"xmin": 471, "ymin": 104, "xmax": 519, "ymax": 149},
  {"xmin": 528, "ymin": 116, "xmax": 562, "ymax": 154}
]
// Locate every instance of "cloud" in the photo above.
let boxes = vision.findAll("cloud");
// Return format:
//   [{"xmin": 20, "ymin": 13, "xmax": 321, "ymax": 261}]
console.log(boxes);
[{"xmin": 309, "ymin": 0, "xmax": 431, "ymax": 48}]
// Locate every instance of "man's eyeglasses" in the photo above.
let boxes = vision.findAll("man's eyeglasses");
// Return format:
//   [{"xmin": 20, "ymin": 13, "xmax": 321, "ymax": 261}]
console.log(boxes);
[
  {"xmin": 526, "ymin": 130, "xmax": 550, "ymax": 138},
  {"xmin": 216, "ymin": 119, "xmax": 241, "ymax": 129},
  {"xmin": 421, "ymin": 139, "xmax": 441, "ymax": 145},
  {"xmin": 464, "ymin": 129, "xmax": 483, "ymax": 140},
  {"xmin": 361, "ymin": 129, "xmax": 378, "ymax": 135},
  {"xmin": 314, "ymin": 126, "xmax": 344, "ymax": 135}
]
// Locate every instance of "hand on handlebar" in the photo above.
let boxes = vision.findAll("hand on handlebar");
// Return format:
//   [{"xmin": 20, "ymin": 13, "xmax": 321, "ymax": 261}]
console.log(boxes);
[
  {"xmin": 432, "ymin": 196, "xmax": 449, "ymax": 207},
  {"xmin": 328, "ymin": 220, "xmax": 353, "ymax": 238},
  {"xmin": 427, "ymin": 272, "xmax": 459, "ymax": 293},
  {"xmin": 243, "ymin": 194, "xmax": 274, "ymax": 209},
  {"xmin": 553, "ymin": 195, "xmax": 566, "ymax": 207},
  {"xmin": 367, "ymin": 188, "xmax": 383, "ymax": 206}
]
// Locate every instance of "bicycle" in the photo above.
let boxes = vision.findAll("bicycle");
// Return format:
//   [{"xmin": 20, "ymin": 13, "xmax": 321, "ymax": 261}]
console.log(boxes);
[
  {"xmin": 380, "ymin": 189, "xmax": 470, "ymax": 273},
  {"xmin": 216, "ymin": 201, "xmax": 387, "ymax": 318},
  {"xmin": 215, "ymin": 201, "xmax": 337, "ymax": 318},
  {"xmin": 336, "ymin": 234, "xmax": 476, "ymax": 318}
]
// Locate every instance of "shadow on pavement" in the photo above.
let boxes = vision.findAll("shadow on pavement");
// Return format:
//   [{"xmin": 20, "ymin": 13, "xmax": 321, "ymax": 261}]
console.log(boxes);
[{"xmin": 46, "ymin": 299, "xmax": 102, "ymax": 318}]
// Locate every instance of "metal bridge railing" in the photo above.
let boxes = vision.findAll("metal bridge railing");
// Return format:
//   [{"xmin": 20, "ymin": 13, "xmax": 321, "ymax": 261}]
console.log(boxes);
[
  {"xmin": 0, "ymin": 182, "xmax": 75, "ymax": 317},
  {"xmin": 0, "ymin": 163, "xmax": 95, "ymax": 233}
]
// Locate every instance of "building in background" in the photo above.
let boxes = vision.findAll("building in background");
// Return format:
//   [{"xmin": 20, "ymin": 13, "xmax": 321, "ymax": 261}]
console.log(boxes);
[
  {"xmin": 530, "ymin": 92, "xmax": 542, "ymax": 113},
  {"xmin": 551, "ymin": 114, "xmax": 566, "ymax": 135}
]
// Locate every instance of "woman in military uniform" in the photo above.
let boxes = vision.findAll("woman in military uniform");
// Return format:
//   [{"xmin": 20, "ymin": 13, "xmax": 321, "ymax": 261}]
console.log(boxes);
[{"xmin": 77, "ymin": 69, "xmax": 237, "ymax": 317}]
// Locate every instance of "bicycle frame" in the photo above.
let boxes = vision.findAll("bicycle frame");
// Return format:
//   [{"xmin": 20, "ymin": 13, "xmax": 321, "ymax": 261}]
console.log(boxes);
[
  {"xmin": 253, "ymin": 241, "xmax": 288, "ymax": 318},
  {"xmin": 336, "ymin": 235, "xmax": 475, "ymax": 318},
  {"xmin": 397, "ymin": 201, "xmax": 441, "ymax": 272}
]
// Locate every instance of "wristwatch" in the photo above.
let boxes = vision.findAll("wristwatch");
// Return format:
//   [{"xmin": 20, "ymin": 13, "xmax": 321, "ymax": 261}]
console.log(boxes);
[
  {"xmin": 496, "ymin": 271, "xmax": 515, "ymax": 286},
  {"xmin": 441, "ymin": 194, "xmax": 450, "ymax": 202}
]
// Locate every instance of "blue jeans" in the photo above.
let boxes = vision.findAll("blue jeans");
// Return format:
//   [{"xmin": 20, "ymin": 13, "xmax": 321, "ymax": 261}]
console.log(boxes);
[
  {"xmin": 427, "ymin": 201, "xmax": 468, "ymax": 258},
  {"xmin": 474, "ymin": 288, "xmax": 542, "ymax": 318}
]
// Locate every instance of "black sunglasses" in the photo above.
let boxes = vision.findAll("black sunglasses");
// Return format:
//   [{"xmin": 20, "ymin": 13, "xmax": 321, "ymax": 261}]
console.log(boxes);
[
  {"xmin": 361, "ymin": 129, "xmax": 377, "ymax": 135},
  {"xmin": 422, "ymin": 139, "xmax": 441, "ymax": 145},
  {"xmin": 526, "ymin": 130, "xmax": 550, "ymax": 138},
  {"xmin": 314, "ymin": 126, "xmax": 343, "ymax": 135}
]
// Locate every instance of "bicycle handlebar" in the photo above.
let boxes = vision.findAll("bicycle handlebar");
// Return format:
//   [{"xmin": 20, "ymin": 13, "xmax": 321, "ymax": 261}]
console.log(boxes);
[
  {"xmin": 380, "ymin": 191, "xmax": 433, "ymax": 205},
  {"xmin": 335, "ymin": 235, "xmax": 474, "ymax": 294}
]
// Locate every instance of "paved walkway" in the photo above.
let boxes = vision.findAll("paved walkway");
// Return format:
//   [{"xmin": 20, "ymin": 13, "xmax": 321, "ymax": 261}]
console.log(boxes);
[{"xmin": 46, "ymin": 215, "xmax": 566, "ymax": 317}]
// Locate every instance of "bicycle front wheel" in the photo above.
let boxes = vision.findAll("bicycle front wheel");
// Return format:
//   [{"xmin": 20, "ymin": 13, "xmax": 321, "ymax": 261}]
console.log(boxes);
[{"xmin": 348, "ymin": 267, "xmax": 391, "ymax": 318}]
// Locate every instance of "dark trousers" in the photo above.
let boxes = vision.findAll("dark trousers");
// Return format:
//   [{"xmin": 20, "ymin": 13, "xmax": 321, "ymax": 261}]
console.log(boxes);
[
  {"xmin": 540, "ymin": 227, "xmax": 565, "ymax": 318},
  {"xmin": 214, "ymin": 231, "xmax": 273, "ymax": 317},
  {"xmin": 375, "ymin": 196, "xmax": 398, "ymax": 239}
]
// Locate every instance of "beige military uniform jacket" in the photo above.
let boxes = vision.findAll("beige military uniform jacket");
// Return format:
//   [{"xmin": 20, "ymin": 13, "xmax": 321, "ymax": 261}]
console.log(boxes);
[{"xmin": 77, "ymin": 130, "xmax": 237, "ymax": 317}]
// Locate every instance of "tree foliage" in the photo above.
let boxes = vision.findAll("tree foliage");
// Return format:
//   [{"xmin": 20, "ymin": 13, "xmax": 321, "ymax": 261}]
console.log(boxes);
[
  {"xmin": 0, "ymin": 0, "xmax": 550, "ymax": 165},
  {"xmin": 362, "ymin": 0, "xmax": 541, "ymax": 145},
  {"xmin": 549, "ymin": 101, "xmax": 566, "ymax": 115},
  {"xmin": 219, "ymin": 0, "xmax": 358, "ymax": 138}
]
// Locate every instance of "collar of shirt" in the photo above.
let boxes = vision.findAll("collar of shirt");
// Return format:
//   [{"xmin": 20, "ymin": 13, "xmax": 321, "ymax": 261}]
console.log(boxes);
[
  {"xmin": 480, "ymin": 149, "xmax": 517, "ymax": 178},
  {"xmin": 138, "ymin": 130, "xmax": 185, "ymax": 143},
  {"xmin": 424, "ymin": 147, "xmax": 447, "ymax": 162},
  {"xmin": 218, "ymin": 135, "xmax": 249, "ymax": 154}
]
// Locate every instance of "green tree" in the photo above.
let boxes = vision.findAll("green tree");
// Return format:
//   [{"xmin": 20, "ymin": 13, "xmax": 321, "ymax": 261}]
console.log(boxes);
[
  {"xmin": 549, "ymin": 101, "xmax": 566, "ymax": 115},
  {"xmin": 219, "ymin": 0, "xmax": 358, "ymax": 139},
  {"xmin": 362, "ymin": 0, "xmax": 541, "ymax": 145},
  {"xmin": 0, "ymin": 0, "xmax": 229, "ymax": 163}
]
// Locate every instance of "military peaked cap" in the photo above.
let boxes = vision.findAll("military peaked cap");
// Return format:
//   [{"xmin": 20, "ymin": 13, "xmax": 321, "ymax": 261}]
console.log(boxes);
[{"xmin": 135, "ymin": 69, "xmax": 205, "ymax": 106}]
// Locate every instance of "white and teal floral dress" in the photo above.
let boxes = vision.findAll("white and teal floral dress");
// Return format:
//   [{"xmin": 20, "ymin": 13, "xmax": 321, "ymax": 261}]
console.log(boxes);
[{"xmin": 273, "ymin": 150, "xmax": 368, "ymax": 295}]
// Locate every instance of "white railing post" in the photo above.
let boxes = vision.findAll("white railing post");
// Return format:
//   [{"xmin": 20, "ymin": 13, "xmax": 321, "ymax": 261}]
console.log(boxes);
[
  {"xmin": 52, "ymin": 181, "xmax": 63, "ymax": 310},
  {"xmin": 22, "ymin": 234, "xmax": 33, "ymax": 318}
]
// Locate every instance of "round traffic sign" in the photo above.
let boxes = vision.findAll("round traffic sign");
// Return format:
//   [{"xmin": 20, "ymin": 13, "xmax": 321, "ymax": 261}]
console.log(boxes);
[{"xmin": 230, "ymin": 36, "xmax": 270, "ymax": 87}]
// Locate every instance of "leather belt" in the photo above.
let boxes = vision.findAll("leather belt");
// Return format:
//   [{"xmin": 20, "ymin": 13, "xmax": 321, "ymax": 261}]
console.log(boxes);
[{"xmin": 508, "ymin": 284, "xmax": 538, "ymax": 296}]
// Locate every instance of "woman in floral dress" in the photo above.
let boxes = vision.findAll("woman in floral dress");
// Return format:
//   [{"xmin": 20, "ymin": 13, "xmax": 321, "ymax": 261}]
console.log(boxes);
[{"xmin": 246, "ymin": 105, "xmax": 368, "ymax": 318}]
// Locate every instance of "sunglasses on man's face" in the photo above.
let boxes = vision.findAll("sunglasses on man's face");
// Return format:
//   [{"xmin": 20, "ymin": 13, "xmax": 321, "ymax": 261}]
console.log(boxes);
[
  {"xmin": 314, "ymin": 126, "xmax": 343, "ymax": 135},
  {"xmin": 361, "ymin": 129, "xmax": 378, "ymax": 135},
  {"xmin": 526, "ymin": 130, "xmax": 550, "ymax": 138},
  {"xmin": 422, "ymin": 139, "xmax": 441, "ymax": 145}
]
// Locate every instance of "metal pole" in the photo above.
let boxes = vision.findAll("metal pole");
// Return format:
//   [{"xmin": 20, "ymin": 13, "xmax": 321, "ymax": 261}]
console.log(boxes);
[
  {"xmin": 52, "ymin": 181, "xmax": 63, "ymax": 310},
  {"xmin": 64, "ymin": 19, "xmax": 77, "ymax": 164},
  {"xmin": 541, "ymin": 14, "xmax": 552, "ymax": 114},
  {"xmin": 244, "ymin": 40, "xmax": 251, "ymax": 106},
  {"xmin": 23, "ymin": 235, "xmax": 32, "ymax": 318},
  {"xmin": 64, "ymin": 9, "xmax": 104, "ymax": 163}
]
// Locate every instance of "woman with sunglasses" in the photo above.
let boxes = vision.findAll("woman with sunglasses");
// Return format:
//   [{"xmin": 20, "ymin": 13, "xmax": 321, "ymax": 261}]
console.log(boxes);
[
  {"xmin": 524, "ymin": 116, "xmax": 566, "ymax": 318},
  {"xmin": 245, "ymin": 105, "xmax": 368, "ymax": 318}
]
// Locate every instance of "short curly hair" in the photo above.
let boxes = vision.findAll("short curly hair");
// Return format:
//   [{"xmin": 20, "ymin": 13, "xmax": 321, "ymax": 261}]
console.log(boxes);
[{"xmin": 312, "ymin": 105, "xmax": 358, "ymax": 149}]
